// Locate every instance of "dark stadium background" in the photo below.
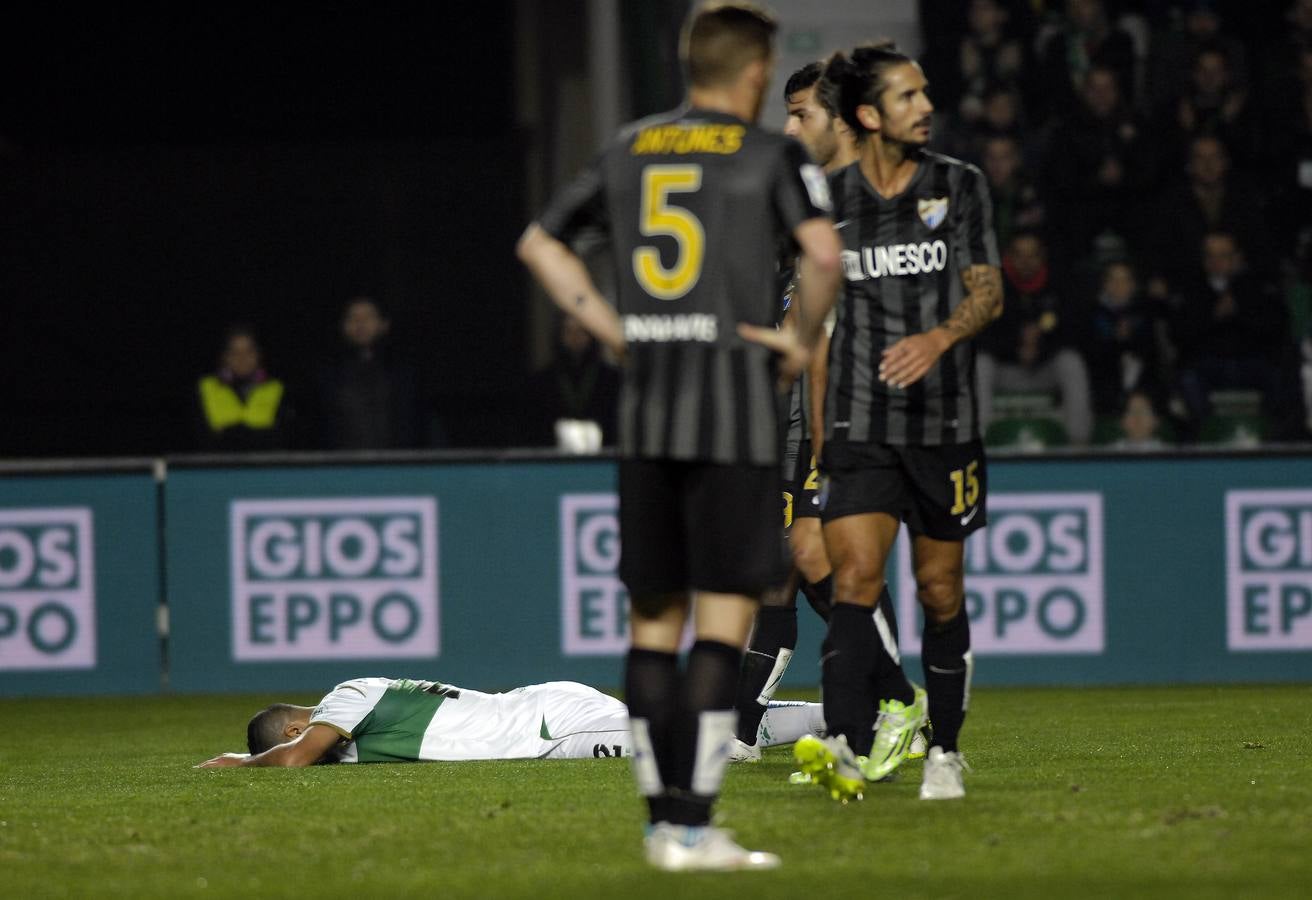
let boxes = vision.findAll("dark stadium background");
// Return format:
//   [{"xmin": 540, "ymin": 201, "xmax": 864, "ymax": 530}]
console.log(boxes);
[{"xmin": 0, "ymin": 3, "xmax": 689, "ymax": 456}]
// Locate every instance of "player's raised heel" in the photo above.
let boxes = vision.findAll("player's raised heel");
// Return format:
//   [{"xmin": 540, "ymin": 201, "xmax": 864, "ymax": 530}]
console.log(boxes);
[
  {"xmin": 644, "ymin": 823, "xmax": 780, "ymax": 872},
  {"xmin": 792, "ymin": 734, "xmax": 864, "ymax": 803}
]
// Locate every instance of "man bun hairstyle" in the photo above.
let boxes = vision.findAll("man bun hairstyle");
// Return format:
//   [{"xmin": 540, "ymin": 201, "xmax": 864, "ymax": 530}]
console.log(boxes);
[
  {"xmin": 821, "ymin": 40, "xmax": 915, "ymax": 133},
  {"xmin": 682, "ymin": 2, "xmax": 778, "ymax": 89},
  {"xmin": 247, "ymin": 703, "xmax": 300, "ymax": 755}
]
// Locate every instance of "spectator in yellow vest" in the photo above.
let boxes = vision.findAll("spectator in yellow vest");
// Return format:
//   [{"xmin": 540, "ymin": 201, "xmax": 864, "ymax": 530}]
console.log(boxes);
[{"xmin": 196, "ymin": 325, "xmax": 289, "ymax": 452}]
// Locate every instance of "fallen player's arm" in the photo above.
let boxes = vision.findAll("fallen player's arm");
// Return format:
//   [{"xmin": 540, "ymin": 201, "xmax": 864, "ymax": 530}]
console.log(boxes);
[
  {"xmin": 196, "ymin": 723, "xmax": 341, "ymax": 769},
  {"xmin": 878, "ymin": 263, "xmax": 1003, "ymax": 389},
  {"xmin": 516, "ymin": 223, "xmax": 626, "ymax": 361}
]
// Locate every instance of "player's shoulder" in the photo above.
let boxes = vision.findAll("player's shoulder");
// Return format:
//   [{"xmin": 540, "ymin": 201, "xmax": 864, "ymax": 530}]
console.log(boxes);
[
  {"xmin": 324, "ymin": 677, "xmax": 388, "ymax": 699},
  {"xmin": 614, "ymin": 107, "xmax": 686, "ymax": 144},
  {"xmin": 825, "ymin": 161, "xmax": 862, "ymax": 209},
  {"xmin": 919, "ymin": 150, "xmax": 985, "ymax": 185}
]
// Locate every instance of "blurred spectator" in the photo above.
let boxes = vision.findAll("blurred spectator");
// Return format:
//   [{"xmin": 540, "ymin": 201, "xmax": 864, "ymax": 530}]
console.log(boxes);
[
  {"xmin": 1261, "ymin": 0, "xmax": 1312, "ymax": 111},
  {"xmin": 195, "ymin": 325, "xmax": 289, "ymax": 452},
  {"xmin": 1044, "ymin": 65, "xmax": 1157, "ymax": 265},
  {"xmin": 525, "ymin": 315, "xmax": 619, "ymax": 450},
  {"xmin": 1162, "ymin": 44, "xmax": 1259, "ymax": 166},
  {"xmin": 1112, "ymin": 390, "xmax": 1169, "ymax": 449},
  {"xmin": 315, "ymin": 296, "xmax": 428, "ymax": 450},
  {"xmin": 1037, "ymin": 0, "xmax": 1137, "ymax": 121},
  {"xmin": 978, "ymin": 232, "xmax": 1094, "ymax": 445},
  {"xmin": 1086, "ymin": 261, "xmax": 1169, "ymax": 416},
  {"xmin": 1171, "ymin": 232, "xmax": 1291, "ymax": 430},
  {"xmin": 1266, "ymin": 46, "xmax": 1312, "ymax": 258},
  {"xmin": 1287, "ymin": 234, "xmax": 1312, "ymax": 435},
  {"xmin": 981, "ymin": 134, "xmax": 1046, "ymax": 248},
  {"xmin": 923, "ymin": 0, "xmax": 1035, "ymax": 128},
  {"xmin": 1139, "ymin": 135, "xmax": 1270, "ymax": 292},
  {"xmin": 1148, "ymin": 0, "xmax": 1249, "ymax": 113}
]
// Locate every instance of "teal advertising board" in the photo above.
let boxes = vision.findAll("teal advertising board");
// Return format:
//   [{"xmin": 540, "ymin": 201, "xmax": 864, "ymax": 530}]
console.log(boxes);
[
  {"xmin": 0, "ymin": 471, "xmax": 160, "ymax": 695},
  {"xmin": 165, "ymin": 461, "xmax": 623, "ymax": 693},
  {"xmin": 163, "ymin": 454, "xmax": 1312, "ymax": 695}
]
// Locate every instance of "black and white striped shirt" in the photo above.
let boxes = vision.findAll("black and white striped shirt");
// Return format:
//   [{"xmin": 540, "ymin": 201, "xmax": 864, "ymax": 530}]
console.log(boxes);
[
  {"xmin": 825, "ymin": 151, "xmax": 1000, "ymax": 447},
  {"xmin": 539, "ymin": 107, "xmax": 832, "ymax": 466}
]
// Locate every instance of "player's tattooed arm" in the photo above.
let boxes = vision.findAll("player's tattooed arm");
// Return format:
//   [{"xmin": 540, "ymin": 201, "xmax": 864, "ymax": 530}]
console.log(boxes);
[
  {"xmin": 940, "ymin": 264, "xmax": 1004, "ymax": 344},
  {"xmin": 879, "ymin": 264, "xmax": 1002, "ymax": 389}
]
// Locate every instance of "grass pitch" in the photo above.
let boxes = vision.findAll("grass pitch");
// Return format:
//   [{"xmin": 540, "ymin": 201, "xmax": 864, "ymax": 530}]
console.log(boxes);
[{"xmin": 1, "ymin": 685, "xmax": 1309, "ymax": 899}]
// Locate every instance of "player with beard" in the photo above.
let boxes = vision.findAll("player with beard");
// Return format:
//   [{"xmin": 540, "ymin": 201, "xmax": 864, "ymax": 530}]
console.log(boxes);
[
  {"xmin": 792, "ymin": 43, "xmax": 1002, "ymax": 802},
  {"xmin": 730, "ymin": 62, "xmax": 923, "ymax": 775}
]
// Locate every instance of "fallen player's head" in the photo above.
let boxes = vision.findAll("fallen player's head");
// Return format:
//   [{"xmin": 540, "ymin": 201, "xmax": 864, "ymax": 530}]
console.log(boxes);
[{"xmin": 247, "ymin": 703, "xmax": 311, "ymax": 754}]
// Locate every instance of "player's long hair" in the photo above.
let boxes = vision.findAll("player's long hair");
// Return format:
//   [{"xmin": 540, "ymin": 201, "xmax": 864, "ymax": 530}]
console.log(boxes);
[{"xmin": 821, "ymin": 41, "xmax": 914, "ymax": 135}]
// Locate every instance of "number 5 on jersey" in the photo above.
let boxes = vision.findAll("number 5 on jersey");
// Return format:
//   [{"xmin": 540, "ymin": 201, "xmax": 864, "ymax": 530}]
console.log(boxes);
[{"xmin": 633, "ymin": 164, "xmax": 704, "ymax": 300}]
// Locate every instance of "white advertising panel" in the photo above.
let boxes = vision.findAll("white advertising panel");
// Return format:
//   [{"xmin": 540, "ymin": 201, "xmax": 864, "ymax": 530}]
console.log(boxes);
[{"xmin": 230, "ymin": 498, "xmax": 439, "ymax": 660}]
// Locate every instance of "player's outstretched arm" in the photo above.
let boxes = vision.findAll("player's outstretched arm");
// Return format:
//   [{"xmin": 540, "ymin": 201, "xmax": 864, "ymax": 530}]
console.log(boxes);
[
  {"xmin": 740, "ymin": 218, "xmax": 840, "ymax": 389},
  {"xmin": 737, "ymin": 319, "xmax": 808, "ymax": 390},
  {"xmin": 517, "ymin": 224, "xmax": 626, "ymax": 361},
  {"xmin": 196, "ymin": 724, "xmax": 341, "ymax": 769},
  {"xmin": 879, "ymin": 263, "xmax": 1003, "ymax": 389},
  {"xmin": 790, "ymin": 217, "xmax": 842, "ymax": 350}
]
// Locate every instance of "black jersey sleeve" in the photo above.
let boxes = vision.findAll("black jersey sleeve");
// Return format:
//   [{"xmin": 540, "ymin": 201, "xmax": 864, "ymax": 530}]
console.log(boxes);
[
  {"xmin": 772, "ymin": 139, "xmax": 833, "ymax": 234},
  {"xmin": 538, "ymin": 153, "xmax": 608, "ymax": 245},
  {"xmin": 951, "ymin": 163, "xmax": 1001, "ymax": 270}
]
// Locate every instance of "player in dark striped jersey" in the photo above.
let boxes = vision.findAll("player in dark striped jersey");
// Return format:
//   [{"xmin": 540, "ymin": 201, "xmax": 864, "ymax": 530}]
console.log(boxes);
[
  {"xmin": 792, "ymin": 43, "xmax": 1002, "ymax": 803},
  {"xmin": 730, "ymin": 61, "xmax": 920, "ymax": 770},
  {"xmin": 518, "ymin": 2, "xmax": 841, "ymax": 871}
]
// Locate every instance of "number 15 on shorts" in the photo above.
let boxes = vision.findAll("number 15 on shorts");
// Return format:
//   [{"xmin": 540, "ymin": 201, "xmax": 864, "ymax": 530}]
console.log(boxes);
[{"xmin": 949, "ymin": 460, "xmax": 980, "ymax": 516}]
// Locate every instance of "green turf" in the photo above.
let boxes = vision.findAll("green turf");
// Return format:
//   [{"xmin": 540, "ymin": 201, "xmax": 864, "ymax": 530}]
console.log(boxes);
[{"xmin": 1, "ymin": 685, "xmax": 1309, "ymax": 899}]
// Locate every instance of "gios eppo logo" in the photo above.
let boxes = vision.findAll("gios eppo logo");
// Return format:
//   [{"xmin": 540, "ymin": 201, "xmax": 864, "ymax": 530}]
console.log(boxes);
[
  {"xmin": 0, "ymin": 508, "xmax": 96, "ymax": 670},
  {"xmin": 896, "ymin": 493, "xmax": 1104, "ymax": 654},
  {"xmin": 560, "ymin": 494, "xmax": 629, "ymax": 655},
  {"xmin": 230, "ymin": 498, "xmax": 438, "ymax": 661},
  {"xmin": 1226, "ymin": 490, "xmax": 1312, "ymax": 650}
]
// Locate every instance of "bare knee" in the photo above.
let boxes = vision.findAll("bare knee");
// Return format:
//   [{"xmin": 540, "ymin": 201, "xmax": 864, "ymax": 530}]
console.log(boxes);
[
  {"xmin": 916, "ymin": 571, "xmax": 963, "ymax": 623},
  {"xmin": 789, "ymin": 524, "xmax": 830, "ymax": 584},
  {"xmin": 834, "ymin": 559, "xmax": 884, "ymax": 606}
]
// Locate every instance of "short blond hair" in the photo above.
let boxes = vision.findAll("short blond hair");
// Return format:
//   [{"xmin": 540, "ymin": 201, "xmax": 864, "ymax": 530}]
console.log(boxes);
[{"xmin": 681, "ymin": 2, "xmax": 777, "ymax": 89}]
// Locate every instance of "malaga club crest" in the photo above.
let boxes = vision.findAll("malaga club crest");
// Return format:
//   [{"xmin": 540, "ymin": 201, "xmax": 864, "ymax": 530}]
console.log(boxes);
[{"xmin": 918, "ymin": 196, "xmax": 948, "ymax": 230}]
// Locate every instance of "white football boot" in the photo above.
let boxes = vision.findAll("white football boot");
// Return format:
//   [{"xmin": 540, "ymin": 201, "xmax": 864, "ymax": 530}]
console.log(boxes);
[
  {"xmin": 644, "ymin": 823, "xmax": 780, "ymax": 872},
  {"xmin": 919, "ymin": 746, "xmax": 968, "ymax": 800}
]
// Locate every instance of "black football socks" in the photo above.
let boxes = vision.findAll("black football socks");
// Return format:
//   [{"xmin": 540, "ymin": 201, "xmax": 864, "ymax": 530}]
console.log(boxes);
[
  {"xmin": 669, "ymin": 640, "xmax": 742, "ymax": 826},
  {"xmin": 624, "ymin": 647, "xmax": 680, "ymax": 825},
  {"xmin": 799, "ymin": 573, "xmax": 834, "ymax": 621},
  {"xmin": 921, "ymin": 607, "xmax": 972, "ymax": 753},
  {"xmin": 733, "ymin": 605, "xmax": 797, "ymax": 744},
  {"xmin": 873, "ymin": 585, "xmax": 915, "ymax": 706},
  {"xmin": 821, "ymin": 601, "xmax": 879, "ymax": 757}
]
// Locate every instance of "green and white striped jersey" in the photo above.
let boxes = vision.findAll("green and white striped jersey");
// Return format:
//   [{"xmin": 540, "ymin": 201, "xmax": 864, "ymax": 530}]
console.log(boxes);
[{"xmin": 309, "ymin": 677, "xmax": 629, "ymax": 763}]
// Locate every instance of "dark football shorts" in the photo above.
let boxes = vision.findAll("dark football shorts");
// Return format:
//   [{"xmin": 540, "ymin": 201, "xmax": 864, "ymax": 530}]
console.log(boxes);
[
  {"xmin": 620, "ymin": 458, "xmax": 788, "ymax": 596},
  {"xmin": 818, "ymin": 439, "xmax": 988, "ymax": 541},
  {"xmin": 791, "ymin": 439, "xmax": 822, "ymax": 522}
]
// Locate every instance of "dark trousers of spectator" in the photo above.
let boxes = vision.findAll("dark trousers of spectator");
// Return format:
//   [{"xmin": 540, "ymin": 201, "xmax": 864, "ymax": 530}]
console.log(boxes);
[{"xmin": 1177, "ymin": 356, "xmax": 1287, "ymax": 427}]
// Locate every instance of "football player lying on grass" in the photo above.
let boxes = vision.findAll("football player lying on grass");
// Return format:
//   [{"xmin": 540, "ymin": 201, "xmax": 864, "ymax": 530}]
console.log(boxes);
[{"xmin": 197, "ymin": 675, "xmax": 825, "ymax": 768}]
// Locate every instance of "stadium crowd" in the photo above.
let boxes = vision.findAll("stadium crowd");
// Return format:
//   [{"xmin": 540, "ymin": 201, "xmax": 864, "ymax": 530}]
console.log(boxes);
[
  {"xmin": 918, "ymin": 0, "xmax": 1312, "ymax": 447},
  {"xmin": 194, "ymin": 0, "xmax": 1312, "ymax": 455}
]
